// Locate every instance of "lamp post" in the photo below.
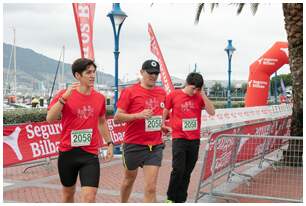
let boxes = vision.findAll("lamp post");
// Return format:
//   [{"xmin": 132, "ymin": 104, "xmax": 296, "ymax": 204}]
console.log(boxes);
[
  {"xmin": 107, "ymin": 3, "xmax": 127, "ymax": 113},
  {"xmin": 224, "ymin": 40, "xmax": 236, "ymax": 108}
]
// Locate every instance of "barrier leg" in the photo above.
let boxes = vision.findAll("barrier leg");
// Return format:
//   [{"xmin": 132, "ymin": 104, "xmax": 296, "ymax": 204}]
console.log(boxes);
[
  {"xmin": 227, "ymin": 171, "xmax": 254, "ymax": 186},
  {"xmin": 23, "ymin": 157, "xmax": 53, "ymax": 173}
]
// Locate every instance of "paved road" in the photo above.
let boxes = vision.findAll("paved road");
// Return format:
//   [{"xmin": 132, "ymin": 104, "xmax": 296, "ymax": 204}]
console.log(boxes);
[{"xmin": 3, "ymin": 141, "xmax": 205, "ymax": 203}]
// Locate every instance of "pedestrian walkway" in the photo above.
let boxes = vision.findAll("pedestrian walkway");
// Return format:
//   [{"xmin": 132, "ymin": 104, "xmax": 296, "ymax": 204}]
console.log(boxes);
[
  {"xmin": 3, "ymin": 140, "xmax": 303, "ymax": 203},
  {"xmin": 3, "ymin": 141, "xmax": 204, "ymax": 203}
]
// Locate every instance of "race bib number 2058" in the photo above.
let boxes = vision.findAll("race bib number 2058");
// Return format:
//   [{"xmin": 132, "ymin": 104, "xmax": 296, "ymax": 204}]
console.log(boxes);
[{"xmin": 71, "ymin": 129, "xmax": 93, "ymax": 147}]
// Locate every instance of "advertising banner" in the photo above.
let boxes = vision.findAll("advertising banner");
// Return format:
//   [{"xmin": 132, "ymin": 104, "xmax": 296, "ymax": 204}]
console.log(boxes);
[
  {"xmin": 201, "ymin": 117, "xmax": 291, "ymax": 181},
  {"xmin": 4, "ymin": 121, "xmax": 62, "ymax": 167},
  {"xmin": 202, "ymin": 127, "xmax": 241, "ymax": 180},
  {"xmin": 201, "ymin": 104, "xmax": 291, "ymax": 127},
  {"xmin": 236, "ymin": 117, "xmax": 290, "ymax": 162},
  {"xmin": 3, "ymin": 117, "xmax": 126, "ymax": 167},
  {"xmin": 4, "ymin": 105, "xmax": 292, "ymax": 167}
]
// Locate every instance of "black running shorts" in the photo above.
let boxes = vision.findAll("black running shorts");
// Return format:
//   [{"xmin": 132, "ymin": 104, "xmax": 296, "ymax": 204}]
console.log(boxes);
[
  {"xmin": 122, "ymin": 143, "xmax": 164, "ymax": 170},
  {"xmin": 58, "ymin": 147, "xmax": 100, "ymax": 187}
]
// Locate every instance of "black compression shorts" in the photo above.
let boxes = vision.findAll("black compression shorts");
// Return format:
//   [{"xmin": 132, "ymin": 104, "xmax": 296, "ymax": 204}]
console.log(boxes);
[{"xmin": 58, "ymin": 147, "xmax": 100, "ymax": 187}]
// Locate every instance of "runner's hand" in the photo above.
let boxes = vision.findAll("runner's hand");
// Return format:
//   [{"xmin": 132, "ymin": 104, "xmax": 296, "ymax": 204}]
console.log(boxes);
[
  {"xmin": 136, "ymin": 109, "xmax": 153, "ymax": 119},
  {"xmin": 104, "ymin": 144, "xmax": 113, "ymax": 162},
  {"xmin": 62, "ymin": 82, "xmax": 79, "ymax": 100},
  {"xmin": 161, "ymin": 124, "xmax": 172, "ymax": 134}
]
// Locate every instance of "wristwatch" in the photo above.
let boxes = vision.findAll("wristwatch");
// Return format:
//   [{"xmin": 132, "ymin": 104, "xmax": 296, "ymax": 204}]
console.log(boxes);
[
  {"xmin": 107, "ymin": 141, "xmax": 114, "ymax": 146},
  {"xmin": 58, "ymin": 97, "xmax": 66, "ymax": 105}
]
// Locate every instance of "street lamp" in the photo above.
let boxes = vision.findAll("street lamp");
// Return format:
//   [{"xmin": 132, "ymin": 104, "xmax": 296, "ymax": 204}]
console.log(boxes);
[
  {"xmin": 224, "ymin": 40, "xmax": 236, "ymax": 108},
  {"xmin": 107, "ymin": 3, "xmax": 127, "ymax": 113}
]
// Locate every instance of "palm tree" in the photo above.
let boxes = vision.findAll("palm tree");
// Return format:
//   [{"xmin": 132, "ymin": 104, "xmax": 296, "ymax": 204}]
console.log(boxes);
[{"xmin": 195, "ymin": 3, "xmax": 302, "ymax": 166}]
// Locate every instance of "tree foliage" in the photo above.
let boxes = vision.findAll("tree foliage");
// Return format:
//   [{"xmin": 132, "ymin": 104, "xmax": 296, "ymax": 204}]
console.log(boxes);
[{"xmin": 270, "ymin": 73, "xmax": 292, "ymax": 94}]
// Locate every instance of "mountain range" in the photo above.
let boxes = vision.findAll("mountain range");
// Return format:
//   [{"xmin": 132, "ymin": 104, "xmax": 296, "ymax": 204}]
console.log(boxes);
[
  {"xmin": 3, "ymin": 43, "xmax": 118, "ymax": 96},
  {"xmin": 3, "ymin": 43, "xmax": 246, "ymax": 97}
]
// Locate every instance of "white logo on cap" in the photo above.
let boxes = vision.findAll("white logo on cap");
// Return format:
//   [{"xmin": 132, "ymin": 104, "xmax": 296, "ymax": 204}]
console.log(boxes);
[{"xmin": 151, "ymin": 61, "xmax": 157, "ymax": 67}]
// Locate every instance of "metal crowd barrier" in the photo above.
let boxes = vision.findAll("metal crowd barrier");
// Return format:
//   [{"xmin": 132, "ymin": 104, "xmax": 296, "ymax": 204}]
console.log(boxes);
[
  {"xmin": 12, "ymin": 147, "xmax": 116, "ymax": 173},
  {"xmin": 5, "ymin": 156, "xmax": 58, "ymax": 173},
  {"xmin": 195, "ymin": 134, "xmax": 303, "ymax": 203}
]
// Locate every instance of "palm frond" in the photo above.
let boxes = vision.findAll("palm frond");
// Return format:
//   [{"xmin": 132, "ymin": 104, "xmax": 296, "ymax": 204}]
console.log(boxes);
[
  {"xmin": 236, "ymin": 3, "xmax": 245, "ymax": 15},
  {"xmin": 250, "ymin": 3, "xmax": 259, "ymax": 15},
  {"xmin": 210, "ymin": 3, "xmax": 219, "ymax": 13},
  {"xmin": 194, "ymin": 3, "xmax": 219, "ymax": 25},
  {"xmin": 194, "ymin": 3, "xmax": 204, "ymax": 25},
  {"xmin": 194, "ymin": 3, "xmax": 259, "ymax": 25}
]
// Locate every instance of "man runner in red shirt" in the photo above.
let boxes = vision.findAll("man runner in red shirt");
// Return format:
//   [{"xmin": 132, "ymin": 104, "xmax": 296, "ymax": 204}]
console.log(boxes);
[
  {"xmin": 162, "ymin": 72, "xmax": 215, "ymax": 203},
  {"xmin": 114, "ymin": 59, "xmax": 166, "ymax": 202},
  {"xmin": 47, "ymin": 58, "xmax": 114, "ymax": 203}
]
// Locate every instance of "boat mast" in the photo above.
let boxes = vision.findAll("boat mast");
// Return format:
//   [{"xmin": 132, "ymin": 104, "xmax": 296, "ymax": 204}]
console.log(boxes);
[
  {"xmin": 12, "ymin": 27, "xmax": 16, "ymax": 96},
  {"xmin": 48, "ymin": 47, "xmax": 63, "ymax": 105},
  {"xmin": 61, "ymin": 45, "xmax": 65, "ymax": 87},
  {"xmin": 5, "ymin": 37, "xmax": 14, "ymax": 96}
]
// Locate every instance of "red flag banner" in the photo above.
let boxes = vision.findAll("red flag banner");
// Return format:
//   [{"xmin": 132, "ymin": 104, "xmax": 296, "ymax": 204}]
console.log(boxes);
[
  {"xmin": 72, "ymin": 3, "xmax": 95, "ymax": 60},
  {"xmin": 148, "ymin": 23, "xmax": 175, "ymax": 94}
]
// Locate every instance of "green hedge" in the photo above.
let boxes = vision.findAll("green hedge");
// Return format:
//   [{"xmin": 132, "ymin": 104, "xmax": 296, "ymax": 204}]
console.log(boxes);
[
  {"xmin": 212, "ymin": 101, "xmax": 245, "ymax": 109},
  {"xmin": 4, "ymin": 101, "xmax": 250, "ymax": 125},
  {"xmin": 4, "ymin": 108, "xmax": 115, "ymax": 125},
  {"xmin": 209, "ymin": 97, "xmax": 245, "ymax": 101},
  {"xmin": 4, "ymin": 108, "xmax": 48, "ymax": 125}
]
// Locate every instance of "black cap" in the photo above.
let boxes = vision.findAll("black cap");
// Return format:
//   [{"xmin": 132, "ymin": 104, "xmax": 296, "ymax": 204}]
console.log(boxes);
[{"xmin": 141, "ymin": 59, "xmax": 160, "ymax": 73}]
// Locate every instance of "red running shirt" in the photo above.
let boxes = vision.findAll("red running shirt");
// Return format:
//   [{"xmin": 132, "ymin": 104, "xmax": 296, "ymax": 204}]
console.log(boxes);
[
  {"xmin": 165, "ymin": 89, "xmax": 205, "ymax": 140},
  {"xmin": 48, "ymin": 88, "xmax": 105, "ymax": 155},
  {"xmin": 117, "ymin": 83, "xmax": 166, "ymax": 145}
]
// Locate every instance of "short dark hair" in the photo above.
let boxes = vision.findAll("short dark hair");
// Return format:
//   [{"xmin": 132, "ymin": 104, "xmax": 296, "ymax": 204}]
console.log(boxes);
[
  {"xmin": 186, "ymin": 72, "xmax": 203, "ymax": 89},
  {"xmin": 71, "ymin": 58, "xmax": 97, "ymax": 77}
]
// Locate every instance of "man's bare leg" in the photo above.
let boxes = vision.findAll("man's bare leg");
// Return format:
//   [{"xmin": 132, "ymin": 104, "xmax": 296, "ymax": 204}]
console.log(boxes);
[
  {"xmin": 121, "ymin": 168, "xmax": 138, "ymax": 202},
  {"xmin": 143, "ymin": 165, "xmax": 160, "ymax": 202},
  {"xmin": 81, "ymin": 186, "xmax": 97, "ymax": 202},
  {"xmin": 62, "ymin": 185, "xmax": 76, "ymax": 203}
]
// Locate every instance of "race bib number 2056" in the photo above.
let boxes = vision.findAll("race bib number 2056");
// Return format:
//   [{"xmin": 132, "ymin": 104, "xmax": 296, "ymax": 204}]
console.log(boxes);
[{"xmin": 71, "ymin": 129, "xmax": 93, "ymax": 147}]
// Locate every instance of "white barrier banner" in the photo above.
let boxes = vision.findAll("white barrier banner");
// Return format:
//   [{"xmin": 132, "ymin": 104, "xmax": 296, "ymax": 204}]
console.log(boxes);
[{"xmin": 201, "ymin": 104, "xmax": 292, "ymax": 128}]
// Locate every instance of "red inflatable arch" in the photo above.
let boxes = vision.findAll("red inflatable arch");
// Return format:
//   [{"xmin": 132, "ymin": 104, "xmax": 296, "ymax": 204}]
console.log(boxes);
[{"xmin": 244, "ymin": 41, "xmax": 288, "ymax": 107}]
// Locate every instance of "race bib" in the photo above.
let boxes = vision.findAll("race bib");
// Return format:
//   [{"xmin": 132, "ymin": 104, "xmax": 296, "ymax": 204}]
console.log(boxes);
[
  {"xmin": 71, "ymin": 129, "xmax": 93, "ymax": 147},
  {"xmin": 145, "ymin": 116, "xmax": 162, "ymax": 132},
  {"xmin": 182, "ymin": 118, "xmax": 198, "ymax": 131}
]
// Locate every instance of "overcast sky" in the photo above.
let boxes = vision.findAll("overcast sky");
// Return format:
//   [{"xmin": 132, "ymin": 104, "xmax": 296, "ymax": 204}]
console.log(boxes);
[{"xmin": 3, "ymin": 2, "xmax": 290, "ymax": 82}]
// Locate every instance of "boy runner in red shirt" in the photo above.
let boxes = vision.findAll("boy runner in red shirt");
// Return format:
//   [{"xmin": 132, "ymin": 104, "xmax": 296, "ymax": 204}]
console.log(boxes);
[
  {"xmin": 114, "ymin": 59, "xmax": 166, "ymax": 202},
  {"xmin": 47, "ymin": 58, "xmax": 114, "ymax": 203},
  {"xmin": 162, "ymin": 72, "xmax": 215, "ymax": 203}
]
